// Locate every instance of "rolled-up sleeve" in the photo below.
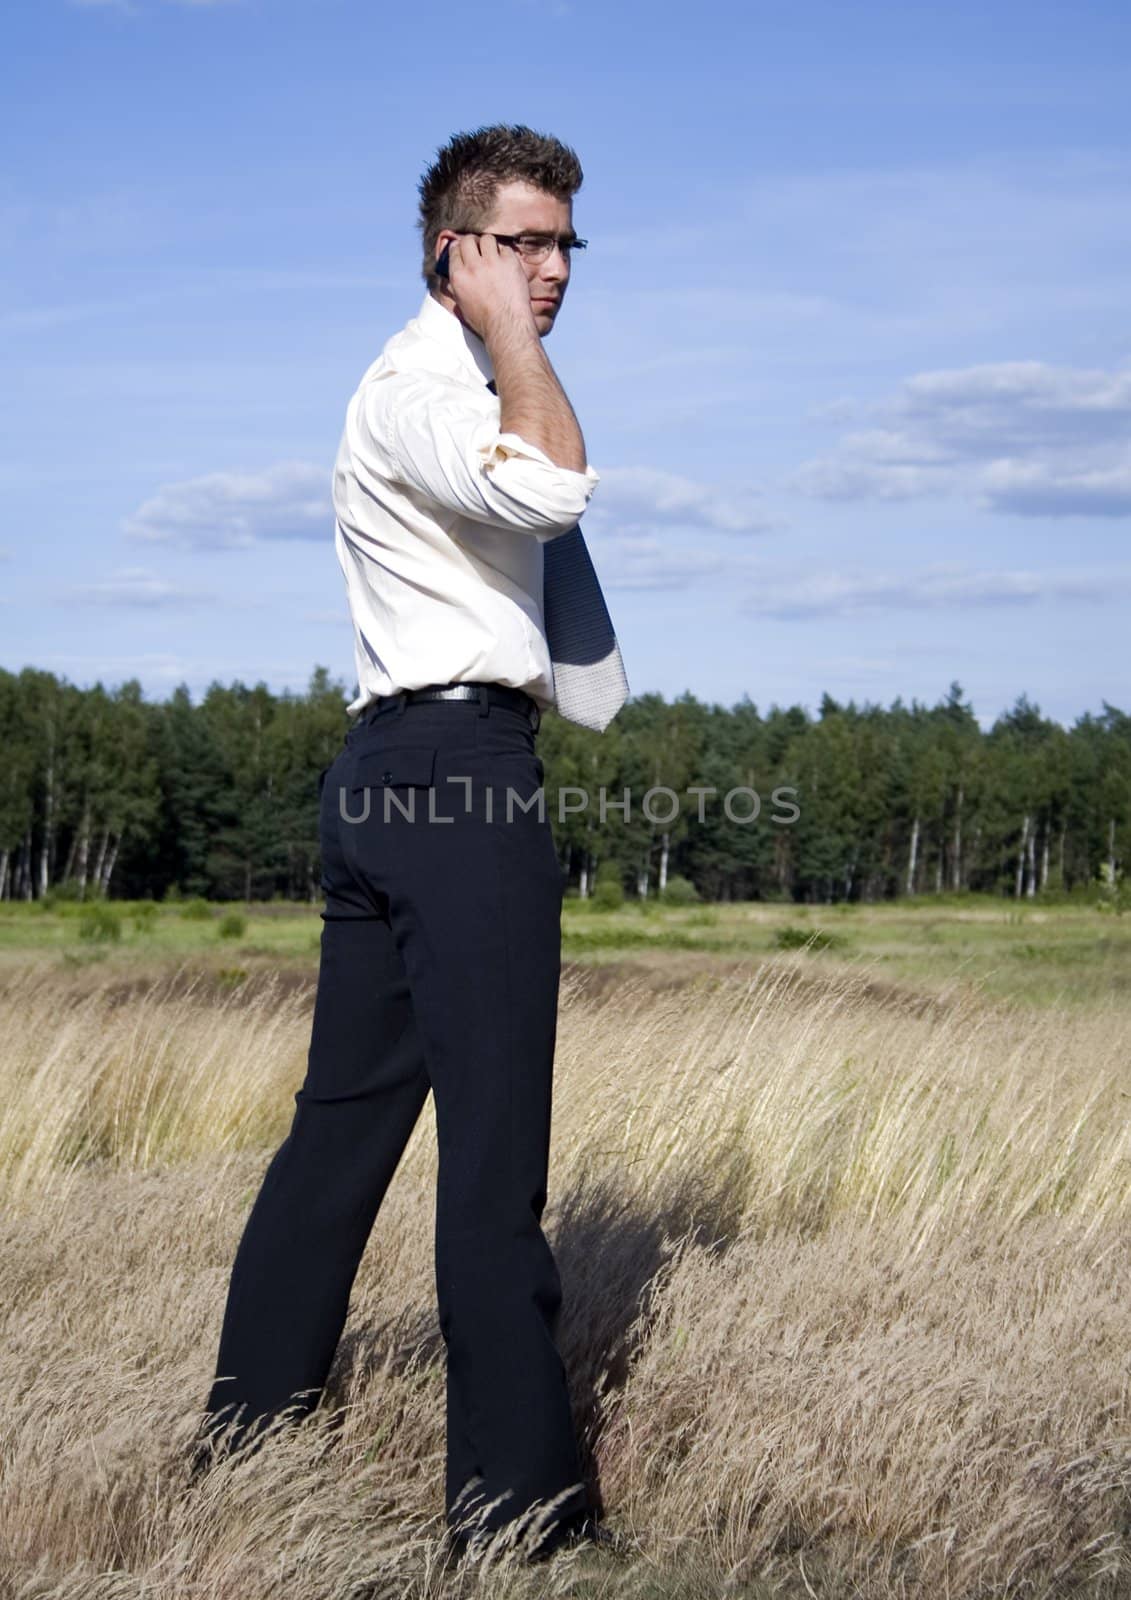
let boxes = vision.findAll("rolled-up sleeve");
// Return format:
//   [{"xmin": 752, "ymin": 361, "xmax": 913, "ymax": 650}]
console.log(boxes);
[{"xmin": 361, "ymin": 371, "xmax": 599, "ymax": 539}]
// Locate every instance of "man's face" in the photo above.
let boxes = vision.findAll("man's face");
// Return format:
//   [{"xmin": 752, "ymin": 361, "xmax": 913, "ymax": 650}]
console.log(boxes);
[{"xmin": 436, "ymin": 178, "xmax": 574, "ymax": 337}]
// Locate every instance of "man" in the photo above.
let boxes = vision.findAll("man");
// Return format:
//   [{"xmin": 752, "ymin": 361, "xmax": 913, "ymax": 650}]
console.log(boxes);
[{"xmin": 191, "ymin": 124, "xmax": 628, "ymax": 1563}]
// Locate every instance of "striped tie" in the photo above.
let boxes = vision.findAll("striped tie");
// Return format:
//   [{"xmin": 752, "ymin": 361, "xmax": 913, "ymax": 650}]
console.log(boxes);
[{"xmin": 487, "ymin": 378, "xmax": 629, "ymax": 733}]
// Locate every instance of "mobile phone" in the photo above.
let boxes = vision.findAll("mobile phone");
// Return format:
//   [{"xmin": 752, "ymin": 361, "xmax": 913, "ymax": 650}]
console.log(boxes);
[{"xmin": 436, "ymin": 243, "xmax": 451, "ymax": 280}]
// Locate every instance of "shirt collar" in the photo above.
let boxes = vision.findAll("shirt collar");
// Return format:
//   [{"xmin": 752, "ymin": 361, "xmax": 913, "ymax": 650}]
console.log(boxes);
[{"xmin": 414, "ymin": 290, "xmax": 495, "ymax": 389}]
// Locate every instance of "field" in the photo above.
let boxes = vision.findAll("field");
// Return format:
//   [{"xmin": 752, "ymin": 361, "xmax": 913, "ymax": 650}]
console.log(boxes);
[{"xmin": 1, "ymin": 895, "xmax": 1130, "ymax": 1597}]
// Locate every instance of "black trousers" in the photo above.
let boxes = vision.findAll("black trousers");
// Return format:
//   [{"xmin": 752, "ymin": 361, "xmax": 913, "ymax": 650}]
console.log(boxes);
[{"xmin": 199, "ymin": 690, "xmax": 588, "ymax": 1542}]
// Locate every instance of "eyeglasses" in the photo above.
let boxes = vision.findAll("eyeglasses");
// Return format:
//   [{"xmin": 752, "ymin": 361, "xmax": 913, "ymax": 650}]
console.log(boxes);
[{"xmin": 480, "ymin": 232, "xmax": 588, "ymax": 264}]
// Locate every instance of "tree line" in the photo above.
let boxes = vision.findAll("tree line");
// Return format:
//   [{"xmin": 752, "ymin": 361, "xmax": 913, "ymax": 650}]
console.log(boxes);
[{"xmin": 0, "ymin": 666, "xmax": 1127, "ymax": 904}]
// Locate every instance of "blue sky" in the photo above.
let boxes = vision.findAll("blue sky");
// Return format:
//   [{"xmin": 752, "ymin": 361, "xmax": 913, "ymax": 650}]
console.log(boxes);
[{"xmin": 3, "ymin": 0, "xmax": 1129, "ymax": 731}]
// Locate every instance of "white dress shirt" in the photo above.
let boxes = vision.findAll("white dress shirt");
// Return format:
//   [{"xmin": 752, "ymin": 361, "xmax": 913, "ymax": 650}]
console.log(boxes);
[{"xmin": 331, "ymin": 290, "xmax": 601, "ymax": 718}]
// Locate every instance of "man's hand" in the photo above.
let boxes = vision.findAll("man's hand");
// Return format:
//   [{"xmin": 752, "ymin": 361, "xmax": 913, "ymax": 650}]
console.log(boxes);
[
  {"xmin": 438, "ymin": 232, "xmax": 587, "ymax": 473},
  {"xmin": 443, "ymin": 234, "xmax": 535, "ymax": 341}
]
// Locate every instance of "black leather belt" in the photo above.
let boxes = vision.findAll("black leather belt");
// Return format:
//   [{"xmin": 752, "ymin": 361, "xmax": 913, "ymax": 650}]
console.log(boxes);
[{"xmin": 357, "ymin": 681, "xmax": 541, "ymax": 732}]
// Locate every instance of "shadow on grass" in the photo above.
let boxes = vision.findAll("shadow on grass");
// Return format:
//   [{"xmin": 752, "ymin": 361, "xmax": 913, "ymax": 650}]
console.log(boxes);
[{"xmin": 321, "ymin": 1165, "xmax": 747, "ymax": 1527}]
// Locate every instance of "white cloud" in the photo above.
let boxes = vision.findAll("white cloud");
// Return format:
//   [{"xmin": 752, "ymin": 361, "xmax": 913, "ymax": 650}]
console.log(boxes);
[
  {"xmin": 978, "ymin": 458, "xmax": 1131, "ymax": 518},
  {"xmin": 125, "ymin": 462, "xmax": 331, "ymax": 547},
  {"xmin": 35, "ymin": 651, "xmax": 196, "ymax": 680},
  {"xmin": 123, "ymin": 457, "xmax": 771, "ymax": 552},
  {"xmin": 899, "ymin": 362, "xmax": 1131, "ymax": 447},
  {"xmin": 740, "ymin": 563, "xmax": 1131, "ymax": 619},
  {"xmin": 597, "ymin": 538, "xmax": 726, "ymax": 591},
  {"xmin": 791, "ymin": 360, "xmax": 1131, "ymax": 516},
  {"xmin": 584, "ymin": 466, "xmax": 775, "ymax": 537},
  {"xmin": 67, "ymin": 567, "xmax": 214, "ymax": 607}
]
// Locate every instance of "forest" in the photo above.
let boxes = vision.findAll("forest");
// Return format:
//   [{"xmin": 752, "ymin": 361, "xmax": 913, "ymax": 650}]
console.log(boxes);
[{"xmin": 1, "ymin": 665, "xmax": 1127, "ymax": 904}]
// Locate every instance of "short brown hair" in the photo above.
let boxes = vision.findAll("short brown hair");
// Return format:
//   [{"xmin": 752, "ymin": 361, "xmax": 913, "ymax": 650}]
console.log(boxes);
[{"xmin": 416, "ymin": 123, "xmax": 583, "ymax": 297}]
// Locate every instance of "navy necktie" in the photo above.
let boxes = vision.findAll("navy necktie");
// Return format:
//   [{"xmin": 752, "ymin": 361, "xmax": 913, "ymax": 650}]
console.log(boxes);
[{"xmin": 487, "ymin": 378, "xmax": 629, "ymax": 733}]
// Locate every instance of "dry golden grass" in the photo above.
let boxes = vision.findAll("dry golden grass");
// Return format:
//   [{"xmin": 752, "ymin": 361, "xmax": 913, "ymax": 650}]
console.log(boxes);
[{"xmin": 1, "ymin": 954, "xmax": 1130, "ymax": 1597}]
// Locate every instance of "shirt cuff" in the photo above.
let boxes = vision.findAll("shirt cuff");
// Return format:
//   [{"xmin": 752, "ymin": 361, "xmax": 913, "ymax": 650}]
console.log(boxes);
[{"xmin": 477, "ymin": 431, "xmax": 601, "ymax": 489}]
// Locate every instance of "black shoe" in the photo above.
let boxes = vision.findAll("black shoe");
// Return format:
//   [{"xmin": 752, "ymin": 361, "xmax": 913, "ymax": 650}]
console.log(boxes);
[
  {"xmin": 528, "ymin": 1511, "xmax": 632, "ymax": 1562},
  {"xmin": 440, "ymin": 1527, "xmax": 472, "ymax": 1571},
  {"xmin": 186, "ymin": 1433, "xmax": 216, "ymax": 1484},
  {"xmin": 185, "ymin": 1415, "xmax": 262, "ymax": 1483}
]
